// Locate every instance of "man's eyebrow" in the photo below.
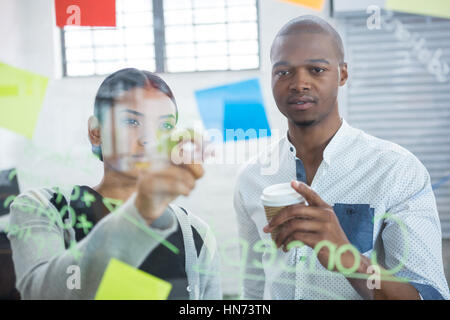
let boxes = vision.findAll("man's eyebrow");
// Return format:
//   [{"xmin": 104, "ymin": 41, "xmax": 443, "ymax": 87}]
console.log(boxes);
[
  {"xmin": 272, "ymin": 61, "xmax": 290, "ymax": 69},
  {"xmin": 306, "ymin": 59, "xmax": 330, "ymax": 65},
  {"xmin": 272, "ymin": 59, "xmax": 330, "ymax": 69},
  {"xmin": 120, "ymin": 109, "xmax": 144, "ymax": 117}
]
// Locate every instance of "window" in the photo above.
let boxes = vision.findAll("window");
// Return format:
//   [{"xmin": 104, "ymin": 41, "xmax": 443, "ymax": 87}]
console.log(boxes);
[{"xmin": 61, "ymin": 0, "xmax": 260, "ymax": 76}]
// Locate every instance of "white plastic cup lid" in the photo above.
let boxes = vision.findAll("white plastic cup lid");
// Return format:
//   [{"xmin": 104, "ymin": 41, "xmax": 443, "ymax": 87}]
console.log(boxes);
[{"xmin": 261, "ymin": 182, "xmax": 305, "ymax": 207}]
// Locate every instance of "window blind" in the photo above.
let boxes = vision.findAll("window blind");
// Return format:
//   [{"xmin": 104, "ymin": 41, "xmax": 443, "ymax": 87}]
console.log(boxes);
[{"xmin": 339, "ymin": 12, "xmax": 450, "ymax": 238}]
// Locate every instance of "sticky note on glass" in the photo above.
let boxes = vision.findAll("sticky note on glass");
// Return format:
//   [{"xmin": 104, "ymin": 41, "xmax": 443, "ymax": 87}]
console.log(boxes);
[
  {"xmin": 386, "ymin": 0, "xmax": 450, "ymax": 19},
  {"xmin": 95, "ymin": 258, "xmax": 172, "ymax": 300},
  {"xmin": 223, "ymin": 101, "xmax": 271, "ymax": 141},
  {"xmin": 279, "ymin": 0, "xmax": 325, "ymax": 11},
  {"xmin": 0, "ymin": 62, "xmax": 48, "ymax": 139},
  {"xmin": 54, "ymin": 0, "xmax": 116, "ymax": 28},
  {"xmin": 195, "ymin": 78, "xmax": 271, "ymax": 142}
]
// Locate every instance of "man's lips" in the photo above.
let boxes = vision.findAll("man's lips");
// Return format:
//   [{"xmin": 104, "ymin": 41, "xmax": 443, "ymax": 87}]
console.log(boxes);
[{"xmin": 287, "ymin": 97, "xmax": 316, "ymax": 111}]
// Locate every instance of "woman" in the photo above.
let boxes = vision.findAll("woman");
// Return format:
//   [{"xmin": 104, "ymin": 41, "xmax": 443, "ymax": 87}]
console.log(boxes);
[{"xmin": 8, "ymin": 68, "xmax": 221, "ymax": 300}]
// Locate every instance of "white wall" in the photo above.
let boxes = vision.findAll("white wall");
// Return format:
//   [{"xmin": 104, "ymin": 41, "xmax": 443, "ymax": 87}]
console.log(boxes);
[{"xmin": 0, "ymin": 0, "xmax": 347, "ymax": 296}]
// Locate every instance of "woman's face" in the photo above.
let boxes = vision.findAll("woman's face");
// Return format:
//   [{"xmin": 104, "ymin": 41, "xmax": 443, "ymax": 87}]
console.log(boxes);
[{"xmin": 100, "ymin": 86, "xmax": 177, "ymax": 177}]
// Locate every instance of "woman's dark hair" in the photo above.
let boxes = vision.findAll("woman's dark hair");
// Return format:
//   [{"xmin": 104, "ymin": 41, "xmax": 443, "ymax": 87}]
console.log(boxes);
[{"xmin": 92, "ymin": 68, "xmax": 178, "ymax": 161}]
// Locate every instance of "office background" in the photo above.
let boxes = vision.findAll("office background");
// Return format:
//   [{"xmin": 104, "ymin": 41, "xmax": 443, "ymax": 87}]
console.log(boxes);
[{"xmin": 0, "ymin": 0, "xmax": 449, "ymax": 297}]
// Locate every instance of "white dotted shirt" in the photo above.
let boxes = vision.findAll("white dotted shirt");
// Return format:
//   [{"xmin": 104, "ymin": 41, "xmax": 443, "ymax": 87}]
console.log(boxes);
[{"xmin": 234, "ymin": 119, "xmax": 450, "ymax": 300}]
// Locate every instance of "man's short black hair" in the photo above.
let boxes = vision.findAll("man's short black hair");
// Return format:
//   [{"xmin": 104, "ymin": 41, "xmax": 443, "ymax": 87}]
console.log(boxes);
[
  {"xmin": 271, "ymin": 15, "xmax": 345, "ymax": 64},
  {"xmin": 92, "ymin": 68, "xmax": 178, "ymax": 161}
]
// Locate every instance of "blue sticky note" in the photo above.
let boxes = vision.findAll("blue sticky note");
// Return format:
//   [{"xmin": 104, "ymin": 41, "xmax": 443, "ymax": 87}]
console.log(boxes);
[
  {"xmin": 223, "ymin": 101, "xmax": 271, "ymax": 141},
  {"xmin": 195, "ymin": 78, "xmax": 271, "ymax": 142}
]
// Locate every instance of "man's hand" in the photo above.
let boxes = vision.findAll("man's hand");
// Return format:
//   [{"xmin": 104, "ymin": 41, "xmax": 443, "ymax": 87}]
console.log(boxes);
[{"xmin": 263, "ymin": 180, "xmax": 353, "ymax": 271}]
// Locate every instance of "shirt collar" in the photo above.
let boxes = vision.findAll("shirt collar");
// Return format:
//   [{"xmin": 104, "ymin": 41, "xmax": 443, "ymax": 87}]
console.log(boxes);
[{"xmin": 285, "ymin": 118, "xmax": 353, "ymax": 165}]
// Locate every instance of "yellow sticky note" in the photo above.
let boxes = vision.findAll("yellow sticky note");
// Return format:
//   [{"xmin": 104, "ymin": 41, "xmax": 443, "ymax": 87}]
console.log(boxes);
[
  {"xmin": 386, "ymin": 0, "xmax": 450, "ymax": 20},
  {"xmin": 280, "ymin": 0, "xmax": 325, "ymax": 11},
  {"xmin": 0, "ymin": 62, "xmax": 48, "ymax": 139},
  {"xmin": 95, "ymin": 258, "xmax": 172, "ymax": 300}
]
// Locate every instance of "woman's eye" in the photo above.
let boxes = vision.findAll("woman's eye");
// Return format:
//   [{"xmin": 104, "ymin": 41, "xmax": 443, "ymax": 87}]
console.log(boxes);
[
  {"xmin": 122, "ymin": 118, "xmax": 140, "ymax": 127},
  {"xmin": 160, "ymin": 122, "xmax": 174, "ymax": 131}
]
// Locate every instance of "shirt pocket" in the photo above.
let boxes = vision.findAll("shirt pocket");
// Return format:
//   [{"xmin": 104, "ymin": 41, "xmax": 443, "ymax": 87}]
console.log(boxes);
[{"xmin": 333, "ymin": 203, "xmax": 375, "ymax": 253}]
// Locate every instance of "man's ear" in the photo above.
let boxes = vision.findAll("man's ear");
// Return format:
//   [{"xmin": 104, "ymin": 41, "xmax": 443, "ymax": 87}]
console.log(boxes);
[
  {"xmin": 88, "ymin": 116, "xmax": 101, "ymax": 146},
  {"xmin": 338, "ymin": 62, "xmax": 348, "ymax": 86}
]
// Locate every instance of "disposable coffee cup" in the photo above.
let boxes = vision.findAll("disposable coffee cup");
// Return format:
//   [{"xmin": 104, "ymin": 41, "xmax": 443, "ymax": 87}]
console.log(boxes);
[{"xmin": 261, "ymin": 183, "xmax": 305, "ymax": 242}]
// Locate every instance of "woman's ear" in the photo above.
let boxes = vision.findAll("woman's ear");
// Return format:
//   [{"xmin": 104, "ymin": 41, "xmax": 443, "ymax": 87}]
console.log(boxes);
[{"xmin": 88, "ymin": 116, "xmax": 101, "ymax": 146}]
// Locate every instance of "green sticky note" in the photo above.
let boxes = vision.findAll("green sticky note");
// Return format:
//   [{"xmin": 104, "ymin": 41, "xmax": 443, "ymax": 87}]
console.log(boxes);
[
  {"xmin": 386, "ymin": 0, "xmax": 450, "ymax": 19},
  {"xmin": 95, "ymin": 258, "xmax": 172, "ymax": 300},
  {"xmin": 0, "ymin": 85, "xmax": 19, "ymax": 96},
  {"xmin": 0, "ymin": 62, "xmax": 48, "ymax": 139}
]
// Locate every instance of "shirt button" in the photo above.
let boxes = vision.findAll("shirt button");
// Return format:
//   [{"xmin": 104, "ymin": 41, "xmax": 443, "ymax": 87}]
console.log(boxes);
[
  {"xmin": 290, "ymin": 147, "xmax": 294, "ymax": 152},
  {"xmin": 186, "ymin": 286, "xmax": 191, "ymax": 292}
]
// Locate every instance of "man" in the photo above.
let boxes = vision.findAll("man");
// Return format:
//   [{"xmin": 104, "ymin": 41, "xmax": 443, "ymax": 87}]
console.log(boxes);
[
  {"xmin": 8, "ymin": 68, "xmax": 221, "ymax": 299},
  {"xmin": 234, "ymin": 15, "xmax": 449, "ymax": 300}
]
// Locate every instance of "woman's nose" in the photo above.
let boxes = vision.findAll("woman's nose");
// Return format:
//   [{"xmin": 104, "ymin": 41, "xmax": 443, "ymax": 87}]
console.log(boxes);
[{"xmin": 138, "ymin": 137, "xmax": 148, "ymax": 147}]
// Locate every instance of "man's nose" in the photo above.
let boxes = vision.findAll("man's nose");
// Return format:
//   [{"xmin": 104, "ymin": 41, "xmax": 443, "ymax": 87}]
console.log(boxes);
[{"xmin": 288, "ymin": 69, "xmax": 311, "ymax": 92}]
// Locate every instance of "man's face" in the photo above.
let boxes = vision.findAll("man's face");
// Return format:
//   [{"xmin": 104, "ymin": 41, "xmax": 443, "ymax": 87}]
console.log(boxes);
[
  {"xmin": 100, "ymin": 86, "xmax": 177, "ymax": 176},
  {"xmin": 271, "ymin": 32, "xmax": 347, "ymax": 127}
]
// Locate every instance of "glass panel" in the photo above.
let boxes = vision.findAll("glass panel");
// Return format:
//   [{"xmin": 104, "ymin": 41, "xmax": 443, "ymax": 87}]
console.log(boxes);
[
  {"xmin": 166, "ymin": 25, "xmax": 194, "ymax": 43},
  {"xmin": 227, "ymin": 0, "xmax": 256, "ymax": 7},
  {"xmin": 94, "ymin": 46, "xmax": 126, "ymax": 61},
  {"xmin": 63, "ymin": 0, "xmax": 259, "ymax": 75},
  {"xmin": 166, "ymin": 43, "xmax": 196, "ymax": 58},
  {"xmin": 116, "ymin": 12, "xmax": 126, "ymax": 28},
  {"xmin": 196, "ymin": 56, "xmax": 228, "ymax": 70},
  {"xmin": 166, "ymin": 57, "xmax": 196, "ymax": 72},
  {"xmin": 124, "ymin": 59, "xmax": 156, "ymax": 71},
  {"xmin": 227, "ymin": 22, "xmax": 257, "ymax": 40},
  {"xmin": 116, "ymin": 0, "xmax": 125, "ymax": 12},
  {"xmin": 196, "ymin": 42, "xmax": 228, "ymax": 57},
  {"xmin": 229, "ymin": 55, "xmax": 259, "ymax": 70},
  {"xmin": 194, "ymin": 8, "xmax": 226, "ymax": 24},
  {"xmin": 64, "ymin": 25, "xmax": 87, "ymax": 32},
  {"xmin": 122, "ymin": 12, "xmax": 153, "ymax": 27},
  {"xmin": 96, "ymin": 61, "xmax": 127, "ymax": 75},
  {"xmin": 194, "ymin": 0, "xmax": 225, "ymax": 8},
  {"xmin": 226, "ymin": 6, "xmax": 257, "ymax": 22},
  {"xmin": 121, "ymin": 0, "xmax": 152, "ymax": 12},
  {"xmin": 164, "ymin": 0, "xmax": 192, "ymax": 10},
  {"xmin": 65, "ymin": 48, "xmax": 94, "ymax": 61},
  {"xmin": 66, "ymin": 62, "xmax": 95, "ymax": 76},
  {"xmin": 194, "ymin": 24, "xmax": 227, "ymax": 42},
  {"xmin": 165, "ymin": 9, "xmax": 193, "ymax": 25},
  {"xmin": 92, "ymin": 28, "xmax": 124, "ymax": 46},
  {"xmin": 125, "ymin": 46, "xmax": 155, "ymax": 60},
  {"xmin": 124, "ymin": 27, "xmax": 154, "ymax": 45},
  {"xmin": 228, "ymin": 40, "xmax": 258, "ymax": 55},
  {"xmin": 64, "ymin": 30, "xmax": 93, "ymax": 47}
]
